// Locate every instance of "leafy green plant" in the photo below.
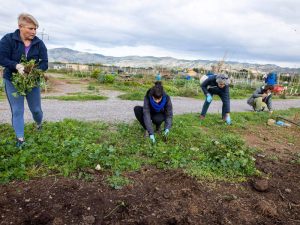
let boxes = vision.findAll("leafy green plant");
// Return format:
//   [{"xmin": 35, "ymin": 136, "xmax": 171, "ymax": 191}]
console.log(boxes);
[
  {"xmin": 87, "ymin": 84, "xmax": 96, "ymax": 90},
  {"xmin": 202, "ymin": 135, "xmax": 257, "ymax": 176},
  {"xmin": 11, "ymin": 56, "xmax": 46, "ymax": 96},
  {"xmin": 267, "ymin": 154, "xmax": 279, "ymax": 161},
  {"xmin": 98, "ymin": 74, "xmax": 116, "ymax": 84},
  {"xmin": 106, "ymin": 173, "xmax": 131, "ymax": 189},
  {"xmin": 91, "ymin": 68, "xmax": 102, "ymax": 79}
]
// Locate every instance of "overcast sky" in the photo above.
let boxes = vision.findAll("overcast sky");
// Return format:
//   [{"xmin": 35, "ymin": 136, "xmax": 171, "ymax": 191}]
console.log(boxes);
[{"xmin": 0, "ymin": 0, "xmax": 299, "ymax": 67}]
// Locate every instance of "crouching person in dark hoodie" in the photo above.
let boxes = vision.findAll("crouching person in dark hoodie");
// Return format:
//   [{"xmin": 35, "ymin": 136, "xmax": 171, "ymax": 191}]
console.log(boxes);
[
  {"xmin": 134, "ymin": 81, "xmax": 173, "ymax": 144},
  {"xmin": 247, "ymin": 85, "xmax": 274, "ymax": 113}
]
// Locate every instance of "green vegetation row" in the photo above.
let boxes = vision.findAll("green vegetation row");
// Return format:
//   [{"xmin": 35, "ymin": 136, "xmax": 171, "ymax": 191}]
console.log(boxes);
[
  {"xmin": 43, "ymin": 93, "xmax": 108, "ymax": 101},
  {"xmin": 1, "ymin": 71, "xmax": 298, "ymax": 101},
  {"xmin": 68, "ymin": 70, "xmax": 297, "ymax": 101},
  {"xmin": 85, "ymin": 73, "xmax": 255, "ymax": 100},
  {"xmin": 1, "ymin": 108, "xmax": 299, "ymax": 188}
]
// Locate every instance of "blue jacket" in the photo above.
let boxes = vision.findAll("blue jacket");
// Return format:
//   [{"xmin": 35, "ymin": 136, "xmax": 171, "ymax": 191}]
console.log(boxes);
[
  {"xmin": 265, "ymin": 72, "xmax": 277, "ymax": 86},
  {"xmin": 143, "ymin": 88, "xmax": 173, "ymax": 135},
  {"xmin": 0, "ymin": 29, "xmax": 48, "ymax": 80},
  {"xmin": 201, "ymin": 75, "xmax": 230, "ymax": 113}
]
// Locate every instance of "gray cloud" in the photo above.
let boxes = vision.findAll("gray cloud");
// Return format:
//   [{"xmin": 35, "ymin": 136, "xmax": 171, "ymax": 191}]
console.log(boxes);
[{"xmin": 0, "ymin": 0, "xmax": 299, "ymax": 67}]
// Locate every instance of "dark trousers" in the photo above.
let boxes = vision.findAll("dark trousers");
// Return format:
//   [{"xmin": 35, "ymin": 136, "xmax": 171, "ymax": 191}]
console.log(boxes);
[
  {"xmin": 201, "ymin": 88, "xmax": 229, "ymax": 119},
  {"xmin": 134, "ymin": 106, "xmax": 165, "ymax": 130}
]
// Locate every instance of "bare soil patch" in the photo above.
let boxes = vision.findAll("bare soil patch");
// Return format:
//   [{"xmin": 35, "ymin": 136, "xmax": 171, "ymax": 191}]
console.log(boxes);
[
  {"xmin": 1, "ymin": 124, "xmax": 299, "ymax": 225},
  {"xmin": 43, "ymin": 73, "xmax": 90, "ymax": 96},
  {"xmin": 43, "ymin": 73, "xmax": 124, "ymax": 99}
]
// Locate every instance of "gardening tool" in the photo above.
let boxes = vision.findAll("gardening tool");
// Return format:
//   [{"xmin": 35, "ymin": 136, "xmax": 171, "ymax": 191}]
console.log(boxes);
[
  {"xmin": 267, "ymin": 119, "xmax": 291, "ymax": 127},
  {"xmin": 276, "ymin": 116, "xmax": 300, "ymax": 127}
]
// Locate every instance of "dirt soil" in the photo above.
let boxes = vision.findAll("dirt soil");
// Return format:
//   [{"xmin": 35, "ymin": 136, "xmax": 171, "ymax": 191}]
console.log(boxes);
[
  {"xmin": 0, "ymin": 124, "xmax": 299, "ymax": 225},
  {"xmin": 43, "ymin": 73, "xmax": 91, "ymax": 96},
  {"xmin": 43, "ymin": 73, "xmax": 124, "ymax": 100}
]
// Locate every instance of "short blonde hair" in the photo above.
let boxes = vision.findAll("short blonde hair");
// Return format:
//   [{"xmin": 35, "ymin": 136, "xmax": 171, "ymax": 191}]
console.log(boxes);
[{"xmin": 18, "ymin": 13, "xmax": 39, "ymax": 28}]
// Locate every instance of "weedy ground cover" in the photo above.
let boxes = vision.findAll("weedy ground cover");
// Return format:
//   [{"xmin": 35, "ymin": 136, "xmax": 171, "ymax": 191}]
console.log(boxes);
[
  {"xmin": 1, "ymin": 108, "xmax": 299, "ymax": 187},
  {"xmin": 43, "ymin": 93, "xmax": 108, "ymax": 101}
]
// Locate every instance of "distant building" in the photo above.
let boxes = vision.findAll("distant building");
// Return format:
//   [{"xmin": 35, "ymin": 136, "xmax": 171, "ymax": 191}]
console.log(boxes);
[
  {"xmin": 66, "ymin": 63, "xmax": 89, "ymax": 71},
  {"xmin": 48, "ymin": 62, "xmax": 66, "ymax": 70}
]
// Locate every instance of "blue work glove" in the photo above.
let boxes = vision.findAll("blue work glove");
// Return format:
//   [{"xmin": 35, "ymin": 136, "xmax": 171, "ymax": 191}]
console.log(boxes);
[
  {"xmin": 164, "ymin": 129, "xmax": 169, "ymax": 136},
  {"xmin": 225, "ymin": 115, "xmax": 231, "ymax": 125},
  {"xmin": 149, "ymin": 134, "xmax": 156, "ymax": 144},
  {"xmin": 276, "ymin": 121, "xmax": 284, "ymax": 126},
  {"xmin": 206, "ymin": 94, "xmax": 212, "ymax": 103}
]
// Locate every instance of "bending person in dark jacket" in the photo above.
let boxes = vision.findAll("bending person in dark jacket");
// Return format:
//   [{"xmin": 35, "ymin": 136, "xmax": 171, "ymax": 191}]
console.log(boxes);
[
  {"xmin": 247, "ymin": 85, "xmax": 274, "ymax": 113},
  {"xmin": 200, "ymin": 74, "xmax": 231, "ymax": 124},
  {"xmin": 0, "ymin": 13, "xmax": 48, "ymax": 147},
  {"xmin": 134, "ymin": 81, "xmax": 173, "ymax": 144}
]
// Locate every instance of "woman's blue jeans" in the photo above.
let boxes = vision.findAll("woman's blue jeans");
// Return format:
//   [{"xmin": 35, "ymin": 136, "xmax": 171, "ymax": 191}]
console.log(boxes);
[{"xmin": 4, "ymin": 79, "xmax": 43, "ymax": 138}]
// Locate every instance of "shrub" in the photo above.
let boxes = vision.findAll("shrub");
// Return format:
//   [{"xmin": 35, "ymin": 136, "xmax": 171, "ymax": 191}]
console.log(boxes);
[
  {"xmin": 98, "ymin": 74, "xmax": 116, "ymax": 84},
  {"xmin": 87, "ymin": 84, "xmax": 96, "ymax": 90},
  {"xmin": 91, "ymin": 69, "xmax": 102, "ymax": 79},
  {"xmin": 173, "ymin": 78, "xmax": 186, "ymax": 87},
  {"xmin": 163, "ymin": 85, "xmax": 179, "ymax": 96}
]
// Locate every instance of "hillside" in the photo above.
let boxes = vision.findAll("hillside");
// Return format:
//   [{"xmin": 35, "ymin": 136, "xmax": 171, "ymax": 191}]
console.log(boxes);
[{"xmin": 48, "ymin": 48, "xmax": 300, "ymax": 73}]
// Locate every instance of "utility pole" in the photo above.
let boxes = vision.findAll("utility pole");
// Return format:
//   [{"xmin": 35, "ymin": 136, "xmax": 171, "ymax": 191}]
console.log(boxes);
[{"xmin": 39, "ymin": 28, "xmax": 49, "ymax": 41}]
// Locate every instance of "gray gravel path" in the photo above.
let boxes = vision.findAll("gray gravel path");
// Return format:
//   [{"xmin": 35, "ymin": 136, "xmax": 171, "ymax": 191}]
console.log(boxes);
[{"xmin": 1, "ymin": 94, "xmax": 300, "ymax": 124}]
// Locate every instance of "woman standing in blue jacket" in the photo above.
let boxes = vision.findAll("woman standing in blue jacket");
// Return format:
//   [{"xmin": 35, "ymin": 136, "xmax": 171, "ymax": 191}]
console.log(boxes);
[
  {"xmin": 200, "ymin": 74, "xmax": 231, "ymax": 124},
  {"xmin": 0, "ymin": 13, "xmax": 48, "ymax": 147}
]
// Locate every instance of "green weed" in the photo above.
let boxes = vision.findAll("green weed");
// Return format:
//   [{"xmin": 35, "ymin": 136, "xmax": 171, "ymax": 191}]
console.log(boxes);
[
  {"xmin": 291, "ymin": 153, "xmax": 300, "ymax": 164},
  {"xmin": 118, "ymin": 92, "xmax": 145, "ymax": 100},
  {"xmin": 0, "ymin": 108, "xmax": 299, "ymax": 187},
  {"xmin": 44, "ymin": 94, "xmax": 108, "ymax": 101},
  {"xmin": 106, "ymin": 173, "xmax": 131, "ymax": 189},
  {"xmin": 98, "ymin": 74, "xmax": 116, "ymax": 84}
]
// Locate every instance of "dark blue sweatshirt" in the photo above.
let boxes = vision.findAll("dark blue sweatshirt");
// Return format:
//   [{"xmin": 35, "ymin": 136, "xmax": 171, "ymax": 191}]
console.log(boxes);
[
  {"xmin": 0, "ymin": 29, "xmax": 48, "ymax": 80},
  {"xmin": 201, "ymin": 75, "xmax": 230, "ymax": 113}
]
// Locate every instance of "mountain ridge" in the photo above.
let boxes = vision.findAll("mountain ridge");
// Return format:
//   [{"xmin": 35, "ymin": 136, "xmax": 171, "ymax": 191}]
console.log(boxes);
[{"xmin": 48, "ymin": 48, "xmax": 300, "ymax": 73}]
